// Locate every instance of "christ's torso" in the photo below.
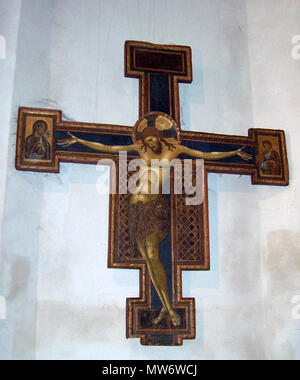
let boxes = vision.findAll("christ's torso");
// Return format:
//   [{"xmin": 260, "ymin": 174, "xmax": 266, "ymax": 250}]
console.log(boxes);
[{"xmin": 129, "ymin": 141, "xmax": 180, "ymax": 205}]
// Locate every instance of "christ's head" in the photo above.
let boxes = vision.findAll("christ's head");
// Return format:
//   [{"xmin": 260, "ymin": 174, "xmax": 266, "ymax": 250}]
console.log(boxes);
[
  {"xmin": 134, "ymin": 113, "xmax": 177, "ymax": 153},
  {"xmin": 143, "ymin": 135, "xmax": 162, "ymax": 154}
]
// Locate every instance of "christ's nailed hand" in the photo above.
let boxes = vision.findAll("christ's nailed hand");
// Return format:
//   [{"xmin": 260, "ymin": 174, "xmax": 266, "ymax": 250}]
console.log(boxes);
[
  {"xmin": 236, "ymin": 147, "xmax": 252, "ymax": 161},
  {"xmin": 57, "ymin": 132, "xmax": 78, "ymax": 147}
]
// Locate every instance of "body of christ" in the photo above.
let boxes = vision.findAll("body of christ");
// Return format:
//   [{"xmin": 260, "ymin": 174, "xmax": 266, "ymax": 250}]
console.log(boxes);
[{"xmin": 58, "ymin": 112, "xmax": 252, "ymax": 327}]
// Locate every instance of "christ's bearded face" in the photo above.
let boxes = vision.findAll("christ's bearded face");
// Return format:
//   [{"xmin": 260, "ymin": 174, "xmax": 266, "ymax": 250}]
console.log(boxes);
[{"xmin": 143, "ymin": 136, "xmax": 162, "ymax": 154}]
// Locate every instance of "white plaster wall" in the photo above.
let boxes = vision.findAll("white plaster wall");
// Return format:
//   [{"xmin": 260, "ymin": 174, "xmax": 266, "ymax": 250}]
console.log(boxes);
[
  {"xmin": 0, "ymin": 0, "xmax": 22, "ymax": 359},
  {"xmin": 0, "ymin": 0, "xmax": 22, "ymax": 264},
  {"xmin": 0, "ymin": 0, "xmax": 299, "ymax": 360},
  {"xmin": 246, "ymin": 0, "xmax": 300, "ymax": 360}
]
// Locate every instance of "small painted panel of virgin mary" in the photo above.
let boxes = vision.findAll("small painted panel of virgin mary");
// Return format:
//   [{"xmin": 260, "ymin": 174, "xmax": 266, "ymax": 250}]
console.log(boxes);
[{"xmin": 24, "ymin": 120, "xmax": 51, "ymax": 160}]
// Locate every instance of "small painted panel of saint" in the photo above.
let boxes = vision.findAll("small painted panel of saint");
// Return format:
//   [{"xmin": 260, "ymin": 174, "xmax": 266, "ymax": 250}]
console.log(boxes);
[
  {"xmin": 260, "ymin": 140, "xmax": 281, "ymax": 175},
  {"xmin": 25, "ymin": 120, "xmax": 51, "ymax": 160}
]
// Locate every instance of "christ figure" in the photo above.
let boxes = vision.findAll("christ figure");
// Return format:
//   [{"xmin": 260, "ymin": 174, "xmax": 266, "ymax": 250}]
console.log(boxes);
[{"xmin": 58, "ymin": 113, "xmax": 252, "ymax": 326}]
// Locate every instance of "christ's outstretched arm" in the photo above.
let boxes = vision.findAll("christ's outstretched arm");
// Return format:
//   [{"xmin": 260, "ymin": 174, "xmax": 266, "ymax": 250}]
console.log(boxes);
[
  {"xmin": 178, "ymin": 145, "xmax": 252, "ymax": 161},
  {"xmin": 58, "ymin": 132, "xmax": 138, "ymax": 153}
]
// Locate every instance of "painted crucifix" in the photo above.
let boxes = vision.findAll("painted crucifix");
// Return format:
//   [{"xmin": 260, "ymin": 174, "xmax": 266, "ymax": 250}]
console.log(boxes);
[{"xmin": 15, "ymin": 41, "xmax": 289, "ymax": 346}]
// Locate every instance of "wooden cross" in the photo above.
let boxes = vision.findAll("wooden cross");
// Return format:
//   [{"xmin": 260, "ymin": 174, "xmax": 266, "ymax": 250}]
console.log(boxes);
[{"xmin": 15, "ymin": 41, "xmax": 289, "ymax": 346}]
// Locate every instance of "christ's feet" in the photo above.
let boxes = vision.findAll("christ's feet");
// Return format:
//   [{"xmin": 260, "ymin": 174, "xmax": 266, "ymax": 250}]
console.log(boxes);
[
  {"xmin": 153, "ymin": 307, "xmax": 181, "ymax": 327},
  {"xmin": 169, "ymin": 309, "xmax": 181, "ymax": 327},
  {"xmin": 153, "ymin": 307, "xmax": 167, "ymax": 325}
]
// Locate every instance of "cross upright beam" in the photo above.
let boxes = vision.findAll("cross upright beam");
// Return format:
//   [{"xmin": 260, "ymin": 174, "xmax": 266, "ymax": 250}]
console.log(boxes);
[{"xmin": 125, "ymin": 40, "xmax": 192, "ymax": 124}]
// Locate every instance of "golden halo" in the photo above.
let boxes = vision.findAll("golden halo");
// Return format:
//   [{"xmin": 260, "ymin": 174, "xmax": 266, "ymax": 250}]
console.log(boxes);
[
  {"xmin": 132, "ymin": 112, "xmax": 180, "ymax": 144},
  {"xmin": 155, "ymin": 115, "xmax": 174, "ymax": 131},
  {"xmin": 136, "ymin": 118, "xmax": 148, "ymax": 133}
]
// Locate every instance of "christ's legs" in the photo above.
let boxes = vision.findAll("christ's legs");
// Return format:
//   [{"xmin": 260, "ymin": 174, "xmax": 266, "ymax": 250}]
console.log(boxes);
[
  {"xmin": 136, "ymin": 231, "xmax": 181, "ymax": 327},
  {"xmin": 136, "ymin": 238, "xmax": 167, "ymax": 314},
  {"xmin": 145, "ymin": 238, "xmax": 172, "ymax": 310}
]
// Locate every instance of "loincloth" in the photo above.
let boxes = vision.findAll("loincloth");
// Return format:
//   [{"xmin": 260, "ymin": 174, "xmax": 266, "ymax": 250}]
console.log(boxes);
[{"xmin": 128, "ymin": 196, "xmax": 170, "ymax": 247}]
